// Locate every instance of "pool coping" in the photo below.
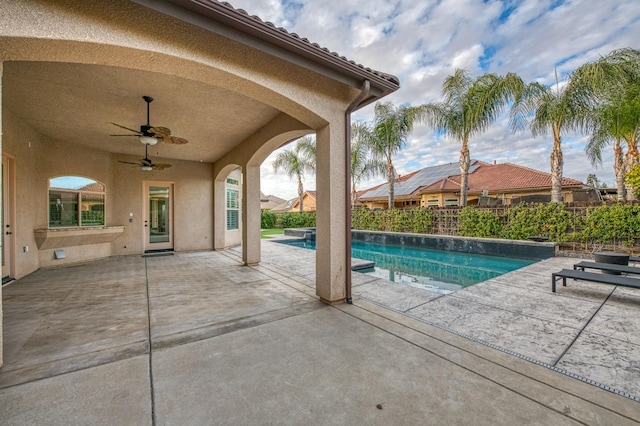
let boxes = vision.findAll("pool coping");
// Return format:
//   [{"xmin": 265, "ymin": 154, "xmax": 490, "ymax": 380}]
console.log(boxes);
[{"xmin": 283, "ymin": 228, "xmax": 557, "ymax": 260}]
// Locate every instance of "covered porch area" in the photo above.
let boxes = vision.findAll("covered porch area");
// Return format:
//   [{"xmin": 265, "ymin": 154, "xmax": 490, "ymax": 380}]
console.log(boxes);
[{"xmin": 0, "ymin": 0, "xmax": 400, "ymax": 366}]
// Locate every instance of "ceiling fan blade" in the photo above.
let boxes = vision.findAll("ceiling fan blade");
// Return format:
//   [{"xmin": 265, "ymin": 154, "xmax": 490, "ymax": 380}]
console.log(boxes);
[
  {"xmin": 152, "ymin": 163, "xmax": 173, "ymax": 170},
  {"xmin": 110, "ymin": 134, "xmax": 139, "ymax": 137},
  {"xmin": 150, "ymin": 126, "xmax": 171, "ymax": 137},
  {"xmin": 111, "ymin": 122, "xmax": 142, "ymax": 134},
  {"xmin": 118, "ymin": 160, "xmax": 143, "ymax": 165},
  {"xmin": 166, "ymin": 136, "xmax": 189, "ymax": 145}
]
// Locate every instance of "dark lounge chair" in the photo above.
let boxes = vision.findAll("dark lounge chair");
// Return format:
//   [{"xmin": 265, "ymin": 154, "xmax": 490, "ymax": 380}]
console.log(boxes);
[
  {"xmin": 552, "ymin": 268, "xmax": 640, "ymax": 292},
  {"xmin": 573, "ymin": 261, "xmax": 640, "ymax": 275}
]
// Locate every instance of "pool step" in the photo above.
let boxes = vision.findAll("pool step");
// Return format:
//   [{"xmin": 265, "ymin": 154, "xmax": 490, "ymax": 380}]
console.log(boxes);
[{"xmin": 352, "ymin": 259, "xmax": 374, "ymax": 271}]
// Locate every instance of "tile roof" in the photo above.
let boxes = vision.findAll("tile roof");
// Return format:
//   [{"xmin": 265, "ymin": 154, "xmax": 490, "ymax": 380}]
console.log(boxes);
[
  {"xmin": 419, "ymin": 161, "xmax": 583, "ymax": 193},
  {"xmin": 359, "ymin": 161, "xmax": 480, "ymax": 199},
  {"xmin": 359, "ymin": 160, "xmax": 585, "ymax": 200},
  {"xmin": 161, "ymin": 1, "xmax": 400, "ymax": 98},
  {"xmin": 220, "ymin": 2, "xmax": 400, "ymax": 86},
  {"xmin": 260, "ymin": 192, "xmax": 287, "ymax": 210}
]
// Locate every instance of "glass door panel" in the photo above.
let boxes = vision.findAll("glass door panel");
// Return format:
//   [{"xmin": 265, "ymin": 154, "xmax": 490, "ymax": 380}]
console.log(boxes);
[
  {"xmin": 144, "ymin": 182, "xmax": 173, "ymax": 251},
  {"xmin": 149, "ymin": 186, "xmax": 170, "ymax": 243}
]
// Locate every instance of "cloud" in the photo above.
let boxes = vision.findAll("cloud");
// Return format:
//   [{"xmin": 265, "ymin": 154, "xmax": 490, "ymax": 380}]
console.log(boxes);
[{"xmin": 226, "ymin": 0, "xmax": 638, "ymax": 198}]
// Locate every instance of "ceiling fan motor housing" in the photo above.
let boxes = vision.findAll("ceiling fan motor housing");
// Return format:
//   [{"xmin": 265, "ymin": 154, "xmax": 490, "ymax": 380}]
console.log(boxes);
[{"xmin": 139, "ymin": 124, "xmax": 160, "ymax": 144}]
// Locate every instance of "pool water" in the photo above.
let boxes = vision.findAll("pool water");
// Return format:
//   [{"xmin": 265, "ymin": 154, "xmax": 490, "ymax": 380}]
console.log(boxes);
[{"xmin": 274, "ymin": 239, "xmax": 534, "ymax": 294}]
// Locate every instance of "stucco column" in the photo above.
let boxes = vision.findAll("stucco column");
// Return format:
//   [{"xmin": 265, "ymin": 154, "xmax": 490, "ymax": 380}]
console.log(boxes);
[
  {"xmin": 315, "ymin": 121, "xmax": 347, "ymax": 304},
  {"xmin": 242, "ymin": 164, "xmax": 261, "ymax": 265},
  {"xmin": 0, "ymin": 60, "xmax": 4, "ymax": 367},
  {"xmin": 213, "ymin": 178, "xmax": 226, "ymax": 250}
]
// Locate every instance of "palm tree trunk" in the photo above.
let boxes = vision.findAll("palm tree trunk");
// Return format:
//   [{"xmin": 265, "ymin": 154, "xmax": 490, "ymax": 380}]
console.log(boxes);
[
  {"xmin": 613, "ymin": 138, "xmax": 625, "ymax": 202},
  {"xmin": 624, "ymin": 137, "xmax": 639, "ymax": 201},
  {"xmin": 387, "ymin": 158, "xmax": 395, "ymax": 209},
  {"xmin": 297, "ymin": 176, "xmax": 304, "ymax": 212},
  {"xmin": 550, "ymin": 128, "xmax": 563, "ymax": 203},
  {"xmin": 459, "ymin": 137, "xmax": 470, "ymax": 207},
  {"xmin": 351, "ymin": 178, "xmax": 357, "ymax": 209}
]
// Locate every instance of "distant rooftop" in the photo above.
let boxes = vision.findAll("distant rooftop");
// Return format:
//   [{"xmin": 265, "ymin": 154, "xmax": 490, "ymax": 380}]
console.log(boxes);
[
  {"xmin": 360, "ymin": 161, "xmax": 481, "ymax": 199},
  {"xmin": 359, "ymin": 160, "xmax": 584, "ymax": 200},
  {"xmin": 419, "ymin": 161, "xmax": 584, "ymax": 193}
]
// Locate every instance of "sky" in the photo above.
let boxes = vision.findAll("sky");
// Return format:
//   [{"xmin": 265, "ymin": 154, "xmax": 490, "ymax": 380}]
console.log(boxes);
[{"xmin": 226, "ymin": 0, "xmax": 640, "ymax": 200}]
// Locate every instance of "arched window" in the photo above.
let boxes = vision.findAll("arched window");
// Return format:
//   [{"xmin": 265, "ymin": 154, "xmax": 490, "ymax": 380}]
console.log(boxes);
[{"xmin": 49, "ymin": 176, "xmax": 105, "ymax": 227}]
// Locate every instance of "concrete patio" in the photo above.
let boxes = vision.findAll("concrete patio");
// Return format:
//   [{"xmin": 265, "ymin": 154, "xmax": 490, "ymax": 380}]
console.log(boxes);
[{"xmin": 1, "ymin": 242, "xmax": 639, "ymax": 425}]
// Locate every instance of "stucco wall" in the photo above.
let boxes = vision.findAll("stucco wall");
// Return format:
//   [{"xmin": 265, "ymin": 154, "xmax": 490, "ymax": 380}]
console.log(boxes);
[
  {"xmin": 3, "ymin": 108, "xmax": 214, "ymax": 277},
  {"xmin": 2, "ymin": 109, "xmax": 44, "ymax": 277}
]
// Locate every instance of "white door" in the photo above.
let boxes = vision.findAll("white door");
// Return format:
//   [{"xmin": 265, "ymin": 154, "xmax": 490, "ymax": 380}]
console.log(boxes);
[
  {"xmin": 2, "ymin": 155, "xmax": 15, "ymax": 281},
  {"xmin": 143, "ymin": 181, "xmax": 174, "ymax": 252}
]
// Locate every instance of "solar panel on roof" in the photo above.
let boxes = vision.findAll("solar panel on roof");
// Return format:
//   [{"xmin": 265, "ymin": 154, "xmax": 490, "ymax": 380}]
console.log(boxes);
[{"xmin": 360, "ymin": 160, "xmax": 481, "ymax": 198}]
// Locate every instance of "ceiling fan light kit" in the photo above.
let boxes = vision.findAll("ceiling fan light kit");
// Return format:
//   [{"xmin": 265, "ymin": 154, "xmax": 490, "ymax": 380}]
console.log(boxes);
[{"xmin": 139, "ymin": 135, "xmax": 159, "ymax": 145}]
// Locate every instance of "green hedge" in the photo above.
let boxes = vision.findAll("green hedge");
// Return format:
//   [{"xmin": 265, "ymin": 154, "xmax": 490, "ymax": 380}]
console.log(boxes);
[
  {"xmin": 352, "ymin": 207, "xmax": 435, "ymax": 233},
  {"xmin": 262, "ymin": 204, "xmax": 640, "ymax": 249},
  {"xmin": 459, "ymin": 203, "xmax": 577, "ymax": 243},
  {"xmin": 502, "ymin": 203, "xmax": 576, "ymax": 243},
  {"xmin": 276, "ymin": 211, "xmax": 316, "ymax": 228},
  {"xmin": 260, "ymin": 210, "xmax": 277, "ymax": 229},
  {"xmin": 458, "ymin": 208, "xmax": 503, "ymax": 238},
  {"xmin": 579, "ymin": 203, "xmax": 640, "ymax": 246}
]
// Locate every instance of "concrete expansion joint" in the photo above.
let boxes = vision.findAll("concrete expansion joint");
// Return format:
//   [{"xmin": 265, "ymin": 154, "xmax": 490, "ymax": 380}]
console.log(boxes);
[{"xmin": 352, "ymin": 297, "xmax": 640, "ymax": 405}]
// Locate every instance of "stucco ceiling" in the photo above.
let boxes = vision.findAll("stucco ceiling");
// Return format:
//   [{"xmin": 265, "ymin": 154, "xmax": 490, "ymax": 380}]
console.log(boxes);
[{"xmin": 3, "ymin": 61, "xmax": 281, "ymax": 163}]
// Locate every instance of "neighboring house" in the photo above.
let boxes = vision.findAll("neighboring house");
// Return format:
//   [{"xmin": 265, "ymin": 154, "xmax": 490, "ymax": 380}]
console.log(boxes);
[
  {"xmin": 358, "ymin": 162, "xmax": 467, "ymax": 209},
  {"xmin": 271, "ymin": 199, "xmax": 295, "ymax": 213},
  {"xmin": 289, "ymin": 191, "xmax": 317, "ymax": 212},
  {"xmin": 359, "ymin": 160, "xmax": 589, "ymax": 209},
  {"xmin": 260, "ymin": 192, "xmax": 287, "ymax": 211},
  {"xmin": 0, "ymin": 0, "xmax": 399, "ymax": 365}
]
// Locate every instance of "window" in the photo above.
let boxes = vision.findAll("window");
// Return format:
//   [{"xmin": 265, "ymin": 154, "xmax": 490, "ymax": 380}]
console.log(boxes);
[
  {"xmin": 226, "ymin": 188, "xmax": 239, "ymax": 230},
  {"xmin": 49, "ymin": 176, "xmax": 105, "ymax": 227}
]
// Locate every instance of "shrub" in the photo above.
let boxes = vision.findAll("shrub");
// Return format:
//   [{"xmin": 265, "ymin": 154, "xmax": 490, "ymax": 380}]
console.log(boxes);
[
  {"xmin": 277, "ymin": 211, "xmax": 316, "ymax": 228},
  {"xmin": 351, "ymin": 207, "xmax": 435, "ymax": 233},
  {"xmin": 260, "ymin": 210, "xmax": 277, "ymax": 229},
  {"xmin": 579, "ymin": 203, "xmax": 640, "ymax": 247},
  {"xmin": 458, "ymin": 207, "xmax": 502, "ymax": 238},
  {"xmin": 502, "ymin": 203, "xmax": 576, "ymax": 243}
]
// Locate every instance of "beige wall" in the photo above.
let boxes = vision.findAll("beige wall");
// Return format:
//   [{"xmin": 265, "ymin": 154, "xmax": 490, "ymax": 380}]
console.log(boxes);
[
  {"xmin": 3, "ymin": 108, "xmax": 215, "ymax": 278},
  {"xmin": 0, "ymin": 0, "xmax": 382, "ymax": 370}
]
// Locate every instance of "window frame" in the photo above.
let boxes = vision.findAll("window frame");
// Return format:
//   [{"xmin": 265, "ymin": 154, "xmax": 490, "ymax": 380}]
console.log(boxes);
[
  {"xmin": 48, "ymin": 176, "xmax": 106, "ymax": 228},
  {"xmin": 226, "ymin": 187, "xmax": 239, "ymax": 231}
]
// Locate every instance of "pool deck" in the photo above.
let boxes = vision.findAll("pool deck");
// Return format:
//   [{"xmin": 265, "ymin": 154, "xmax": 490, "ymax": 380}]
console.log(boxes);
[
  {"xmin": 262, "ymin": 240, "xmax": 640, "ymax": 401},
  {"xmin": 0, "ymin": 241, "xmax": 638, "ymax": 424}
]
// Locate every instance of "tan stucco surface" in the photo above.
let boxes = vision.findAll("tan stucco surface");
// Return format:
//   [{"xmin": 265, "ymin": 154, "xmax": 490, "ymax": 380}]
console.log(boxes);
[{"xmin": 0, "ymin": 0, "xmax": 397, "ymax": 366}]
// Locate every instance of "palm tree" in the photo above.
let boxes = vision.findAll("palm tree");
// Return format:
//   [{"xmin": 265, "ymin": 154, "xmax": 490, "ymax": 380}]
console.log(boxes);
[
  {"xmin": 585, "ymin": 91, "xmax": 640, "ymax": 200},
  {"xmin": 511, "ymin": 68, "xmax": 597, "ymax": 203},
  {"xmin": 370, "ymin": 101, "xmax": 422, "ymax": 209},
  {"xmin": 272, "ymin": 136, "xmax": 316, "ymax": 212},
  {"xmin": 421, "ymin": 69, "xmax": 525, "ymax": 206},
  {"xmin": 350, "ymin": 122, "xmax": 385, "ymax": 208},
  {"xmin": 572, "ymin": 48, "xmax": 640, "ymax": 200}
]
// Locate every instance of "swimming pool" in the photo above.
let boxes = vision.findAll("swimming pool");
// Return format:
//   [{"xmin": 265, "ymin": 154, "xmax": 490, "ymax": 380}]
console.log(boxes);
[{"xmin": 274, "ymin": 239, "xmax": 534, "ymax": 294}]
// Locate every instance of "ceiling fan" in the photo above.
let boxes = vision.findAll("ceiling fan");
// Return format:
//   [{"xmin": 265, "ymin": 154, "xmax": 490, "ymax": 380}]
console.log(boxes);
[
  {"xmin": 119, "ymin": 144, "xmax": 172, "ymax": 171},
  {"xmin": 110, "ymin": 95, "xmax": 188, "ymax": 145}
]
